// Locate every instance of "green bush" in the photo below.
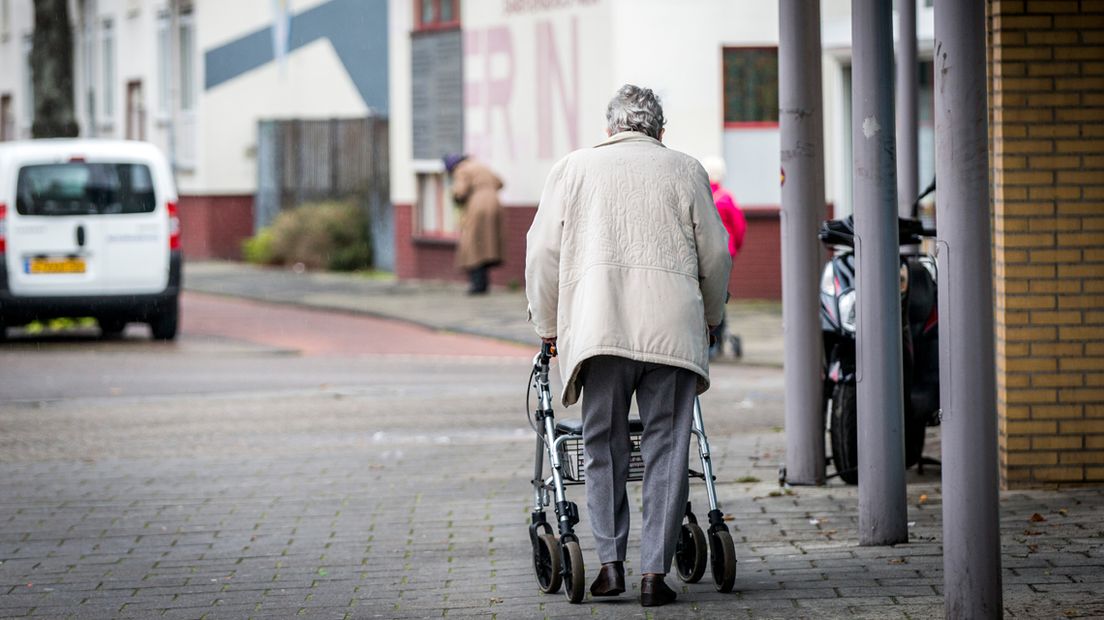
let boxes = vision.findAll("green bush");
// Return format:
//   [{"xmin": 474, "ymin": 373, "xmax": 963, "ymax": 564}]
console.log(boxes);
[
  {"xmin": 242, "ymin": 227, "xmax": 277, "ymax": 265},
  {"xmin": 241, "ymin": 201, "xmax": 372, "ymax": 271}
]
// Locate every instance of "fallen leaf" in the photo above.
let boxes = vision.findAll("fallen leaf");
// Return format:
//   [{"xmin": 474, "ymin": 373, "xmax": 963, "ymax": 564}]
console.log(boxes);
[
  {"xmin": 722, "ymin": 514, "xmax": 734, "ymax": 521},
  {"xmin": 918, "ymin": 494, "xmax": 928, "ymax": 505},
  {"xmin": 1027, "ymin": 544, "xmax": 1039, "ymax": 553},
  {"xmin": 1030, "ymin": 513, "xmax": 1047, "ymax": 523},
  {"xmin": 888, "ymin": 558, "xmax": 906, "ymax": 565},
  {"xmin": 1058, "ymin": 508, "xmax": 1069, "ymax": 517},
  {"xmin": 1023, "ymin": 529, "xmax": 1042, "ymax": 536},
  {"xmin": 490, "ymin": 597, "xmax": 503, "ymax": 605}
]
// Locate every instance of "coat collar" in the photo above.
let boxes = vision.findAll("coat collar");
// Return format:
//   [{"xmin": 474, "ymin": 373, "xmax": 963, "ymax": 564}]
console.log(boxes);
[{"xmin": 595, "ymin": 131, "xmax": 666, "ymax": 149}]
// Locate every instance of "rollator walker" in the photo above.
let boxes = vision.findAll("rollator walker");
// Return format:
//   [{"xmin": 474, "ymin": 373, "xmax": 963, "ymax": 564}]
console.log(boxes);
[{"xmin": 526, "ymin": 342, "xmax": 737, "ymax": 603}]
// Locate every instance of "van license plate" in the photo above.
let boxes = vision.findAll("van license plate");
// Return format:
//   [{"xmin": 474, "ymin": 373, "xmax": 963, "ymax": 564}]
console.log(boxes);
[{"xmin": 27, "ymin": 257, "xmax": 87, "ymax": 274}]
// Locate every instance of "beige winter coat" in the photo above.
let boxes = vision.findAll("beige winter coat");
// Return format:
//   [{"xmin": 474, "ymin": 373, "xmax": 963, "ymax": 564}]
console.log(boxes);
[
  {"xmin": 526, "ymin": 131, "xmax": 732, "ymax": 406},
  {"xmin": 452, "ymin": 159, "xmax": 504, "ymax": 270}
]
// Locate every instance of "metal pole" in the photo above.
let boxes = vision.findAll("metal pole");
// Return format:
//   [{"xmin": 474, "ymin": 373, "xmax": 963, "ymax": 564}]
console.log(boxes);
[
  {"xmin": 934, "ymin": 0, "xmax": 1002, "ymax": 616},
  {"xmin": 895, "ymin": 0, "xmax": 918, "ymax": 218},
  {"xmin": 779, "ymin": 0, "xmax": 826, "ymax": 486},
  {"xmin": 852, "ymin": 0, "xmax": 908, "ymax": 546}
]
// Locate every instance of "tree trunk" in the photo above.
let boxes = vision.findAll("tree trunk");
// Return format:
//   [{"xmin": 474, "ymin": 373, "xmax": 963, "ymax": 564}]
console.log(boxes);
[{"xmin": 31, "ymin": 0, "xmax": 78, "ymax": 138}]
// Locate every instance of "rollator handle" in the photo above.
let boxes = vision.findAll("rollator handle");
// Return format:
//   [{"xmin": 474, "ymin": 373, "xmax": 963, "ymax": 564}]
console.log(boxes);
[{"xmin": 540, "ymin": 341, "xmax": 557, "ymax": 360}]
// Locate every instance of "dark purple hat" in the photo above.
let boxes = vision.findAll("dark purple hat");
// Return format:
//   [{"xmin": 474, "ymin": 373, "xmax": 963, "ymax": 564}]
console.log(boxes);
[{"xmin": 443, "ymin": 154, "xmax": 467, "ymax": 174}]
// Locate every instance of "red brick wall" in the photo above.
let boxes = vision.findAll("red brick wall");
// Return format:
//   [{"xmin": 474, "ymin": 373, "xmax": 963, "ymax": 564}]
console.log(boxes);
[
  {"xmin": 178, "ymin": 195, "xmax": 254, "ymax": 260},
  {"xmin": 394, "ymin": 202, "xmax": 786, "ymax": 299},
  {"xmin": 731, "ymin": 207, "xmax": 782, "ymax": 300}
]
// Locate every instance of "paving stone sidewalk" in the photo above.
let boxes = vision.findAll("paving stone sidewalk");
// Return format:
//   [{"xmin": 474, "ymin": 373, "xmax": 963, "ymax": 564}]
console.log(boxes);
[
  {"xmin": 182, "ymin": 261, "xmax": 785, "ymax": 367},
  {"xmin": 2, "ymin": 417, "xmax": 1103, "ymax": 620},
  {"xmin": 2, "ymin": 262, "xmax": 1102, "ymax": 618}
]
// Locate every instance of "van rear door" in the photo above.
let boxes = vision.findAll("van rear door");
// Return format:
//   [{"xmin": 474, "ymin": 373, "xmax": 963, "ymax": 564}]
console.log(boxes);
[{"xmin": 6, "ymin": 161, "xmax": 167, "ymax": 297}]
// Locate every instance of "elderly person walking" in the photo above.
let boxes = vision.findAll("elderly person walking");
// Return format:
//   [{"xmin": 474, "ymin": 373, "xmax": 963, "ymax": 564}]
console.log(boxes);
[
  {"xmin": 445, "ymin": 154, "xmax": 504, "ymax": 294},
  {"xmin": 525, "ymin": 84, "xmax": 731, "ymax": 607}
]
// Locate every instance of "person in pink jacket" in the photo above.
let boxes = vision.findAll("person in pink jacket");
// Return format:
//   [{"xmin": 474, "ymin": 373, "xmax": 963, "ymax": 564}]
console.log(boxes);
[{"xmin": 701, "ymin": 157, "xmax": 746, "ymax": 357}]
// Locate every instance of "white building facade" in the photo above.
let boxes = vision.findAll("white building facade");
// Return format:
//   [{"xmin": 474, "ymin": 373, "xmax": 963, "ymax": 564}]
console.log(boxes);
[
  {"xmin": 0, "ymin": 0, "xmax": 389, "ymax": 258},
  {"xmin": 389, "ymin": 0, "xmax": 936, "ymax": 297}
]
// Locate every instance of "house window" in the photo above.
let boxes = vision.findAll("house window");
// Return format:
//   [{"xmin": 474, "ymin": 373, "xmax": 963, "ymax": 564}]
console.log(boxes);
[
  {"xmin": 178, "ymin": 13, "xmax": 195, "ymax": 112},
  {"xmin": 21, "ymin": 35, "xmax": 32, "ymax": 132},
  {"xmin": 1, "ymin": 0, "xmax": 10, "ymax": 42},
  {"xmin": 1, "ymin": 94, "xmax": 13, "ymax": 141},
  {"xmin": 415, "ymin": 0, "xmax": 459, "ymax": 31},
  {"xmin": 416, "ymin": 170, "xmax": 459, "ymax": 238},
  {"xmin": 157, "ymin": 11, "xmax": 169, "ymax": 116},
  {"xmin": 101, "ymin": 19, "xmax": 115, "ymax": 122},
  {"xmin": 722, "ymin": 47, "xmax": 779, "ymax": 127}
]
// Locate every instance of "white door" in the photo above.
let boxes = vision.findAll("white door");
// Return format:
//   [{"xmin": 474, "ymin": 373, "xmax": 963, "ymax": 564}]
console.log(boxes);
[{"xmin": 6, "ymin": 161, "xmax": 167, "ymax": 296}]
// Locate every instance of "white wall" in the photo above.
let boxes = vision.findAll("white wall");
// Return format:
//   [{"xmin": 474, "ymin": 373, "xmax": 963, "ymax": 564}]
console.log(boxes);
[
  {"xmin": 460, "ymin": 0, "xmax": 612, "ymax": 206},
  {"xmin": 610, "ymin": 0, "xmax": 779, "ymax": 165},
  {"xmin": 0, "ymin": 0, "xmax": 34, "ymax": 139},
  {"xmin": 193, "ymin": 0, "xmax": 370, "ymax": 195}
]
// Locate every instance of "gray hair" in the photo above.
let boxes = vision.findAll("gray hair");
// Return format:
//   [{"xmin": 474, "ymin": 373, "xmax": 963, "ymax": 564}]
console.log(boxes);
[{"xmin": 605, "ymin": 84, "xmax": 666, "ymax": 140}]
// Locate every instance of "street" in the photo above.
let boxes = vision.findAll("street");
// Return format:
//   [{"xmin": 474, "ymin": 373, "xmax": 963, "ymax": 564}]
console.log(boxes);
[
  {"xmin": 2, "ymin": 292, "xmax": 1103, "ymax": 619},
  {"xmin": 1, "ymin": 293, "xmax": 804, "ymax": 619}
]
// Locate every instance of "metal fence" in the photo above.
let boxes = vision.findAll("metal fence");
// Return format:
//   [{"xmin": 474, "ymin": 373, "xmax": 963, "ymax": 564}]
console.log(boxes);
[{"xmin": 256, "ymin": 116, "xmax": 392, "ymax": 271}]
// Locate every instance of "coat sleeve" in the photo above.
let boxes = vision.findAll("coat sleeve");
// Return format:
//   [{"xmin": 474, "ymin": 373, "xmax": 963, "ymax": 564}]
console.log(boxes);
[
  {"xmin": 690, "ymin": 163, "xmax": 732, "ymax": 327},
  {"xmin": 451, "ymin": 164, "xmax": 472, "ymax": 205},
  {"xmin": 525, "ymin": 159, "xmax": 568, "ymax": 339}
]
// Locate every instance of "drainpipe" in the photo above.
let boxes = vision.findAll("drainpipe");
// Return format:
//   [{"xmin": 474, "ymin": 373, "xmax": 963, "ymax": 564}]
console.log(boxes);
[
  {"xmin": 852, "ymin": 0, "xmax": 909, "ymax": 546},
  {"xmin": 168, "ymin": 0, "xmax": 179, "ymax": 179},
  {"xmin": 778, "ymin": 0, "xmax": 826, "ymax": 486},
  {"xmin": 933, "ymin": 0, "xmax": 1003, "ymax": 616}
]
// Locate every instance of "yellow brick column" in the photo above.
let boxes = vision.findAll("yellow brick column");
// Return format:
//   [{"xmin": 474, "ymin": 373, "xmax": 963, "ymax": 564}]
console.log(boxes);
[{"xmin": 989, "ymin": 0, "xmax": 1104, "ymax": 487}]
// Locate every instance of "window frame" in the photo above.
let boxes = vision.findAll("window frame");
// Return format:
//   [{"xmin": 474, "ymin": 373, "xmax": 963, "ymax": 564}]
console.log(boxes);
[
  {"xmin": 178, "ymin": 12, "xmax": 195, "ymax": 113},
  {"xmin": 101, "ymin": 17, "xmax": 115, "ymax": 123},
  {"xmin": 157, "ymin": 10, "xmax": 170, "ymax": 118},
  {"xmin": 413, "ymin": 0, "xmax": 459, "ymax": 33},
  {"xmin": 721, "ymin": 45, "xmax": 780, "ymax": 129},
  {"xmin": 413, "ymin": 164, "xmax": 460, "ymax": 240}
]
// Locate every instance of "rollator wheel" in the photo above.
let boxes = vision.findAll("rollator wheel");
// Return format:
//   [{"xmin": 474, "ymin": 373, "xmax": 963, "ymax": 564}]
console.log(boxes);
[
  {"xmin": 709, "ymin": 530, "xmax": 737, "ymax": 593},
  {"xmin": 675, "ymin": 522, "xmax": 708, "ymax": 583},
  {"xmin": 561, "ymin": 539, "xmax": 585, "ymax": 604},
  {"xmin": 533, "ymin": 533, "xmax": 561, "ymax": 594}
]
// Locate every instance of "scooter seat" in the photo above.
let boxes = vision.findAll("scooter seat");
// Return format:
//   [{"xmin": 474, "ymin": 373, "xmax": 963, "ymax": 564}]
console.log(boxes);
[{"xmin": 555, "ymin": 417, "xmax": 645, "ymax": 436}]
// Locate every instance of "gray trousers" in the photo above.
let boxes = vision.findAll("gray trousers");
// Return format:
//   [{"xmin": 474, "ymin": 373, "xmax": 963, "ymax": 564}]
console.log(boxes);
[{"xmin": 580, "ymin": 355, "xmax": 697, "ymax": 575}]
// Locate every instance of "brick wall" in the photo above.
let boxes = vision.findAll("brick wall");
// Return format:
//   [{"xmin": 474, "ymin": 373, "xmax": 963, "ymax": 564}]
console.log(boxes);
[
  {"xmin": 178, "ymin": 195, "xmax": 255, "ymax": 260},
  {"xmin": 989, "ymin": 0, "xmax": 1104, "ymax": 487},
  {"xmin": 393, "ymin": 204, "xmax": 787, "ymax": 300}
]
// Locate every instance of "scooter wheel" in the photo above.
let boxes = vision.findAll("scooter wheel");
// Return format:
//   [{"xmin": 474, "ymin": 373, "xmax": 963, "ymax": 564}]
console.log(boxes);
[
  {"xmin": 533, "ymin": 533, "xmax": 561, "ymax": 594},
  {"xmin": 675, "ymin": 522, "xmax": 708, "ymax": 583},
  {"xmin": 710, "ymin": 530, "xmax": 737, "ymax": 593}
]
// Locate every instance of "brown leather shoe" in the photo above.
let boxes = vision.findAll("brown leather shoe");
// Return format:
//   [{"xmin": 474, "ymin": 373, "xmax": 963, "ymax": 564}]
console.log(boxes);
[
  {"xmin": 640, "ymin": 574, "xmax": 677, "ymax": 607},
  {"xmin": 589, "ymin": 562, "xmax": 625, "ymax": 597}
]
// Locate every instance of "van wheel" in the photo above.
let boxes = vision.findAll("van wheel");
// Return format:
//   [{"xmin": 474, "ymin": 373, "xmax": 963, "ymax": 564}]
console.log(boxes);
[
  {"xmin": 150, "ymin": 300, "xmax": 179, "ymax": 341},
  {"xmin": 98, "ymin": 318, "xmax": 127, "ymax": 338}
]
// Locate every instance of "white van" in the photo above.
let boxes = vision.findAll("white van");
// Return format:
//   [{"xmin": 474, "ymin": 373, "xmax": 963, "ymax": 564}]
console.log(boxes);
[{"xmin": 0, "ymin": 139, "xmax": 181, "ymax": 340}]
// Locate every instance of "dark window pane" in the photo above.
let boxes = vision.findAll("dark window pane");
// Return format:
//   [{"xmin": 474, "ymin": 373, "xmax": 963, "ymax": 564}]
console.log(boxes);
[
  {"xmin": 440, "ymin": 0, "xmax": 454, "ymax": 22},
  {"xmin": 723, "ymin": 48, "xmax": 779, "ymax": 123},
  {"xmin": 16, "ymin": 163, "xmax": 156, "ymax": 216},
  {"xmin": 420, "ymin": 0, "xmax": 434, "ymax": 24}
]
